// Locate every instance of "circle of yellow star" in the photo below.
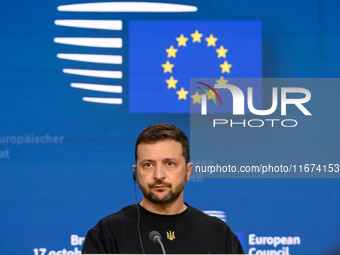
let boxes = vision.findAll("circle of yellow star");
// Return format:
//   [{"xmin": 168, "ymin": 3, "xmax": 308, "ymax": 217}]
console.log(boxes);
[
  {"xmin": 166, "ymin": 45, "xmax": 178, "ymax": 58},
  {"xmin": 162, "ymin": 60, "xmax": 174, "ymax": 73},
  {"xmin": 205, "ymin": 34, "xmax": 218, "ymax": 47},
  {"xmin": 176, "ymin": 34, "xmax": 188, "ymax": 47},
  {"xmin": 216, "ymin": 76, "xmax": 228, "ymax": 84},
  {"xmin": 191, "ymin": 30, "xmax": 203, "ymax": 43},
  {"xmin": 220, "ymin": 60, "xmax": 232, "ymax": 73},
  {"xmin": 166, "ymin": 76, "xmax": 178, "ymax": 89},
  {"xmin": 191, "ymin": 91, "xmax": 201, "ymax": 104},
  {"xmin": 216, "ymin": 45, "xmax": 228, "ymax": 58},
  {"xmin": 176, "ymin": 87, "xmax": 189, "ymax": 100}
]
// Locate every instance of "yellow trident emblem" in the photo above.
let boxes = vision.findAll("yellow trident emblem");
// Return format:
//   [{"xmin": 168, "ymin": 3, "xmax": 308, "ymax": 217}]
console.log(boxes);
[{"xmin": 166, "ymin": 231, "xmax": 175, "ymax": 241}]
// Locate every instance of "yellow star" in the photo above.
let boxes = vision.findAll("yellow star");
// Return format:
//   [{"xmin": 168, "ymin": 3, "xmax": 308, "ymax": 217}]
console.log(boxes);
[
  {"xmin": 191, "ymin": 91, "xmax": 201, "ymax": 104},
  {"xmin": 220, "ymin": 60, "xmax": 232, "ymax": 73},
  {"xmin": 166, "ymin": 76, "xmax": 178, "ymax": 89},
  {"xmin": 176, "ymin": 87, "xmax": 189, "ymax": 100},
  {"xmin": 216, "ymin": 76, "xmax": 228, "ymax": 84},
  {"xmin": 162, "ymin": 60, "xmax": 174, "ymax": 73},
  {"xmin": 176, "ymin": 34, "xmax": 188, "ymax": 47},
  {"xmin": 191, "ymin": 30, "xmax": 203, "ymax": 43},
  {"xmin": 166, "ymin": 45, "xmax": 178, "ymax": 58},
  {"xmin": 216, "ymin": 45, "xmax": 228, "ymax": 58},
  {"xmin": 207, "ymin": 89, "xmax": 216, "ymax": 101},
  {"xmin": 205, "ymin": 34, "xmax": 217, "ymax": 47}
]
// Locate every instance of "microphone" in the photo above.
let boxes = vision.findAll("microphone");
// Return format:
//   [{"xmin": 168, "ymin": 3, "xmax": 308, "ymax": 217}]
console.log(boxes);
[{"xmin": 148, "ymin": 231, "xmax": 166, "ymax": 254}]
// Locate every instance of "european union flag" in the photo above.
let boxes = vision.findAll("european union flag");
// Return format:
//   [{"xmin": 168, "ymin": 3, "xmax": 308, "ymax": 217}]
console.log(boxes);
[{"xmin": 129, "ymin": 21, "xmax": 262, "ymax": 113}]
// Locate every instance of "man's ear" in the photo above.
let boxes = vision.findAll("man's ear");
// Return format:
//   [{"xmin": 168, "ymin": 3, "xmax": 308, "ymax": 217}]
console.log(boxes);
[
  {"xmin": 186, "ymin": 162, "xmax": 193, "ymax": 181},
  {"xmin": 132, "ymin": 165, "xmax": 137, "ymax": 181}
]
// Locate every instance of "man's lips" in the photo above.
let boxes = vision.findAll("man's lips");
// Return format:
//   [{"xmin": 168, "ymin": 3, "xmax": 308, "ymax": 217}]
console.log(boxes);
[
  {"xmin": 152, "ymin": 185, "xmax": 168, "ymax": 189},
  {"xmin": 149, "ymin": 182, "xmax": 171, "ymax": 189}
]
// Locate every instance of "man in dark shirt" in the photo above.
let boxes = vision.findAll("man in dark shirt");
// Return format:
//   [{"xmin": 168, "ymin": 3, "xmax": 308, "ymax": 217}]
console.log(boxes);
[{"xmin": 82, "ymin": 123, "xmax": 244, "ymax": 254}]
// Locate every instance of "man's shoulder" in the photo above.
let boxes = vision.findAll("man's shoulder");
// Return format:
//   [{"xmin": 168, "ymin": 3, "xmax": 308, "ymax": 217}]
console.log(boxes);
[
  {"xmin": 188, "ymin": 205, "xmax": 232, "ymax": 232},
  {"xmin": 90, "ymin": 204, "xmax": 137, "ymax": 232},
  {"xmin": 188, "ymin": 205, "xmax": 243, "ymax": 253},
  {"xmin": 103, "ymin": 204, "xmax": 137, "ymax": 220}
]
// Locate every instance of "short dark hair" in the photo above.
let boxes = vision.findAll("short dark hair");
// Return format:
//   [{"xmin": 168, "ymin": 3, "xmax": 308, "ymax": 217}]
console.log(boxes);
[{"xmin": 135, "ymin": 123, "xmax": 190, "ymax": 164}]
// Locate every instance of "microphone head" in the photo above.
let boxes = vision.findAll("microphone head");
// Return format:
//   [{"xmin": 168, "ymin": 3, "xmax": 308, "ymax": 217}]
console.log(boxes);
[{"xmin": 148, "ymin": 230, "xmax": 162, "ymax": 244}]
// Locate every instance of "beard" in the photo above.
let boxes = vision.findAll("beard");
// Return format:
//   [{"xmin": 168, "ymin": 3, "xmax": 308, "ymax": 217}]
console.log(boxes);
[{"xmin": 138, "ymin": 174, "xmax": 187, "ymax": 204}]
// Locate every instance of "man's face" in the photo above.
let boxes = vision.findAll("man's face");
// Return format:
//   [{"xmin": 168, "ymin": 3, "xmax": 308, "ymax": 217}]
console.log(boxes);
[{"xmin": 134, "ymin": 139, "xmax": 192, "ymax": 204}]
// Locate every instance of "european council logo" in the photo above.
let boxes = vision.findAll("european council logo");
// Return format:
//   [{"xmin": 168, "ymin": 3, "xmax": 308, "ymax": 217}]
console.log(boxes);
[
  {"xmin": 129, "ymin": 21, "xmax": 262, "ymax": 113},
  {"xmin": 54, "ymin": 2, "xmax": 197, "ymax": 106}
]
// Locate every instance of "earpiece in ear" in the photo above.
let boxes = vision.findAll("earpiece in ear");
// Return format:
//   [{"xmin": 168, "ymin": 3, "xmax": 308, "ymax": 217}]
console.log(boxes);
[{"xmin": 133, "ymin": 167, "xmax": 137, "ymax": 181}]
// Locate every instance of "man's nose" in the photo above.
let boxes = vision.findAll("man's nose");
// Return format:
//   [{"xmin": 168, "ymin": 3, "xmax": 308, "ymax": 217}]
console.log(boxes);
[{"xmin": 153, "ymin": 164, "xmax": 165, "ymax": 180}]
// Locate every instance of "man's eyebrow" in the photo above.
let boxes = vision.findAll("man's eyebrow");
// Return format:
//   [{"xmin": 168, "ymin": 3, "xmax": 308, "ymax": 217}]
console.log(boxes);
[
  {"xmin": 140, "ymin": 158, "xmax": 178, "ymax": 163},
  {"xmin": 163, "ymin": 158, "xmax": 177, "ymax": 161},
  {"xmin": 140, "ymin": 159, "xmax": 155, "ymax": 163}
]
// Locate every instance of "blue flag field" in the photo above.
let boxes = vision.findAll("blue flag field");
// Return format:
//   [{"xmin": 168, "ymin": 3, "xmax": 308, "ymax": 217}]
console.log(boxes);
[{"xmin": 129, "ymin": 20, "xmax": 262, "ymax": 113}]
